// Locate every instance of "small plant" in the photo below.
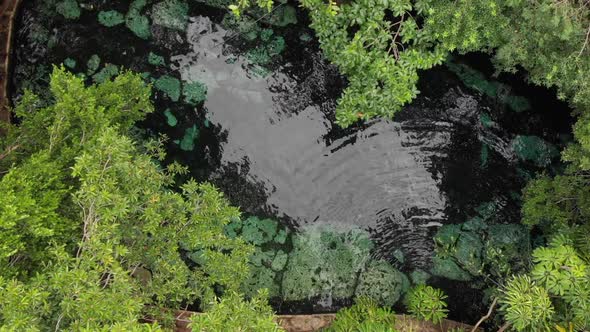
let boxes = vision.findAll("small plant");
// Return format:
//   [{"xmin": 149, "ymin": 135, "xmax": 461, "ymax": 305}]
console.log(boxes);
[
  {"xmin": 326, "ymin": 297, "xmax": 397, "ymax": 332},
  {"xmin": 499, "ymin": 275, "xmax": 554, "ymax": 331},
  {"xmin": 405, "ymin": 285, "xmax": 448, "ymax": 324},
  {"xmin": 190, "ymin": 290, "xmax": 283, "ymax": 332}
]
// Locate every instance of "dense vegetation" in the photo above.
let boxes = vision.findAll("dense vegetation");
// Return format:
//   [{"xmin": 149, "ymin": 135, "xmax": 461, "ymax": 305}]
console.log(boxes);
[
  {"xmin": 234, "ymin": 0, "xmax": 590, "ymax": 329},
  {"xmin": 0, "ymin": 68, "xmax": 277, "ymax": 330},
  {"xmin": 1, "ymin": 0, "xmax": 590, "ymax": 330}
]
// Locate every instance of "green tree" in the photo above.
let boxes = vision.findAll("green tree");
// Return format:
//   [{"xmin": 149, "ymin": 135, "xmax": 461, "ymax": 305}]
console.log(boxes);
[{"xmin": 0, "ymin": 67, "xmax": 255, "ymax": 330}]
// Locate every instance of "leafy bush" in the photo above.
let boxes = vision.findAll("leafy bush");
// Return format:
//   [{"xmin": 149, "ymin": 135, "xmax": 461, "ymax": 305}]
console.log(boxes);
[
  {"xmin": 325, "ymin": 297, "xmax": 397, "ymax": 332},
  {"xmin": 499, "ymin": 275, "xmax": 554, "ymax": 331},
  {"xmin": 405, "ymin": 285, "xmax": 448, "ymax": 325},
  {"xmin": 499, "ymin": 236, "xmax": 590, "ymax": 330},
  {"xmin": 0, "ymin": 68, "xmax": 254, "ymax": 329},
  {"xmin": 190, "ymin": 290, "xmax": 284, "ymax": 332}
]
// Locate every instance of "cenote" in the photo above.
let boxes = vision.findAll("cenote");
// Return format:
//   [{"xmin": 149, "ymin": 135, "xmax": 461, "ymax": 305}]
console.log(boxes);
[{"xmin": 9, "ymin": 0, "xmax": 576, "ymax": 325}]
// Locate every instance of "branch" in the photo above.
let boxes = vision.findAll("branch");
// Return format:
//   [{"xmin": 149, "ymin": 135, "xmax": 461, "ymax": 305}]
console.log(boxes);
[
  {"xmin": 578, "ymin": 24, "xmax": 590, "ymax": 56},
  {"xmin": 472, "ymin": 298, "xmax": 498, "ymax": 332},
  {"xmin": 498, "ymin": 322, "xmax": 511, "ymax": 332},
  {"xmin": 0, "ymin": 143, "xmax": 20, "ymax": 160}
]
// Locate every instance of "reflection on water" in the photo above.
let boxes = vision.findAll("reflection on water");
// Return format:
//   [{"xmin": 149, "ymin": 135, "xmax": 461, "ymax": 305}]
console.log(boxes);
[{"xmin": 172, "ymin": 16, "xmax": 534, "ymax": 269}]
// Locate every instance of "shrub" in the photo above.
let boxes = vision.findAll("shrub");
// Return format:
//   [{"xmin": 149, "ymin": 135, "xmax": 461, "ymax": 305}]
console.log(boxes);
[
  {"xmin": 190, "ymin": 290, "xmax": 284, "ymax": 332},
  {"xmin": 405, "ymin": 285, "xmax": 448, "ymax": 325},
  {"xmin": 326, "ymin": 297, "xmax": 397, "ymax": 332}
]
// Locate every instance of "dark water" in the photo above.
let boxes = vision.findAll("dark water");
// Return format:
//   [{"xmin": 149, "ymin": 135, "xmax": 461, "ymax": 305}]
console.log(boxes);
[{"xmin": 11, "ymin": 0, "xmax": 573, "ymax": 320}]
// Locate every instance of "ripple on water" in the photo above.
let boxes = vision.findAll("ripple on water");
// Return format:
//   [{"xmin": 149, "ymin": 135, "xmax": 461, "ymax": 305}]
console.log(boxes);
[{"xmin": 172, "ymin": 16, "xmax": 463, "ymax": 268}]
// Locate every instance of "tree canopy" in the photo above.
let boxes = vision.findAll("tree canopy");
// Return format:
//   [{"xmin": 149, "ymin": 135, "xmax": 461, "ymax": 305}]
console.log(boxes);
[{"xmin": 0, "ymin": 67, "xmax": 255, "ymax": 330}]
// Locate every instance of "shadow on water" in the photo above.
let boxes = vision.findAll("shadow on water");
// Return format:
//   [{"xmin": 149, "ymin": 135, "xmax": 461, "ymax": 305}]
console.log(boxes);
[{"xmin": 10, "ymin": 0, "xmax": 573, "ymax": 320}]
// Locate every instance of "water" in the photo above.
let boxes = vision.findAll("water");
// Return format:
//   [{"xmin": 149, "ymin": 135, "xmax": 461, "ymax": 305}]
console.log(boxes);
[{"xmin": 10, "ymin": 0, "xmax": 573, "ymax": 319}]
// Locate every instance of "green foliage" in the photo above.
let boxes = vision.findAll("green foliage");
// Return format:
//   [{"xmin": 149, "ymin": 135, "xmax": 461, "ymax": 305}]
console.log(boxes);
[
  {"xmin": 325, "ymin": 297, "xmax": 397, "ymax": 332},
  {"xmin": 500, "ymin": 237, "xmax": 590, "ymax": 330},
  {"xmin": 531, "ymin": 244, "xmax": 586, "ymax": 297},
  {"xmin": 521, "ymin": 172, "xmax": 590, "ymax": 231},
  {"xmin": 300, "ymin": 0, "xmax": 446, "ymax": 127},
  {"xmin": 239, "ymin": 217, "xmax": 279, "ymax": 245},
  {"xmin": 154, "ymin": 75, "xmax": 181, "ymax": 101},
  {"xmin": 190, "ymin": 290, "xmax": 284, "ymax": 332},
  {"xmin": 405, "ymin": 285, "xmax": 448, "ymax": 324},
  {"xmin": 98, "ymin": 10, "xmax": 125, "ymax": 27},
  {"xmin": 151, "ymin": 0, "xmax": 189, "ymax": 31},
  {"xmin": 499, "ymin": 275, "xmax": 555, "ymax": 331},
  {"xmin": 0, "ymin": 153, "xmax": 74, "ymax": 278},
  {"xmin": 0, "ymin": 68, "xmax": 255, "ymax": 330},
  {"xmin": 56, "ymin": 0, "xmax": 81, "ymax": 20}
]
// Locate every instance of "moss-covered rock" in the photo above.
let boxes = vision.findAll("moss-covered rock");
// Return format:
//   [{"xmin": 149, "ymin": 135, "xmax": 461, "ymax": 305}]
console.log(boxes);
[
  {"xmin": 92, "ymin": 64, "xmax": 119, "ymax": 83},
  {"xmin": 98, "ymin": 10, "xmax": 125, "ymax": 27},
  {"xmin": 355, "ymin": 260, "xmax": 408, "ymax": 306},
  {"xmin": 480, "ymin": 112, "xmax": 494, "ymax": 129},
  {"xmin": 410, "ymin": 269, "xmax": 431, "ymax": 285},
  {"xmin": 511, "ymin": 135, "xmax": 559, "ymax": 167},
  {"xmin": 56, "ymin": 0, "xmax": 81, "ymax": 20},
  {"xmin": 260, "ymin": 29, "xmax": 274, "ymax": 42},
  {"xmin": 86, "ymin": 54, "xmax": 101, "ymax": 75},
  {"xmin": 183, "ymin": 81, "xmax": 208, "ymax": 105},
  {"xmin": 452, "ymin": 231, "xmax": 484, "ymax": 275},
  {"xmin": 267, "ymin": 36, "xmax": 286, "ymax": 57},
  {"xmin": 154, "ymin": 75, "xmax": 181, "ymax": 101},
  {"xmin": 241, "ymin": 265, "xmax": 280, "ymax": 298},
  {"xmin": 271, "ymin": 250, "xmax": 288, "ymax": 271},
  {"xmin": 222, "ymin": 14, "xmax": 261, "ymax": 41},
  {"xmin": 151, "ymin": 0, "xmax": 189, "ymax": 31},
  {"xmin": 483, "ymin": 224, "xmax": 530, "ymax": 277},
  {"xmin": 281, "ymin": 228, "xmax": 374, "ymax": 301},
  {"xmin": 126, "ymin": 0, "xmax": 151, "ymax": 40},
  {"xmin": 163, "ymin": 109, "xmax": 177, "ymax": 127},
  {"xmin": 262, "ymin": 5, "xmax": 297, "ymax": 27},
  {"xmin": 63, "ymin": 58, "xmax": 76, "ymax": 69},
  {"xmin": 501, "ymin": 94, "xmax": 531, "ymax": 113},
  {"xmin": 179, "ymin": 125, "xmax": 199, "ymax": 151},
  {"xmin": 431, "ymin": 256, "xmax": 472, "ymax": 281},
  {"xmin": 432, "ymin": 224, "xmax": 482, "ymax": 280},
  {"xmin": 446, "ymin": 60, "xmax": 531, "ymax": 112},
  {"xmin": 240, "ymin": 217, "xmax": 279, "ymax": 246},
  {"xmin": 247, "ymin": 47, "xmax": 272, "ymax": 66},
  {"xmin": 148, "ymin": 52, "xmax": 166, "ymax": 67}
]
